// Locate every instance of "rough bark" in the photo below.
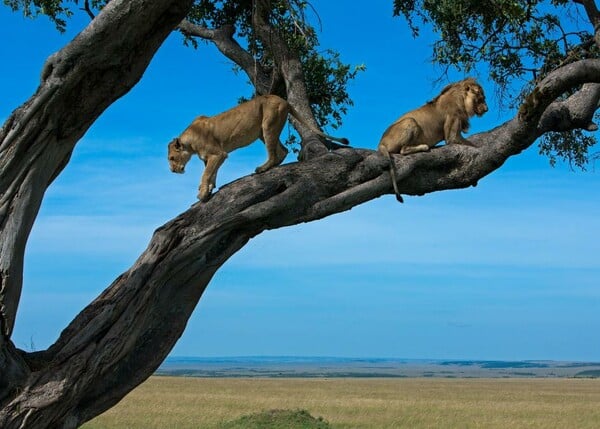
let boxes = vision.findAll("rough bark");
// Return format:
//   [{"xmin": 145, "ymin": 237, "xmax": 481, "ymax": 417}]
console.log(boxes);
[
  {"xmin": 2, "ymin": 59, "xmax": 599, "ymax": 429},
  {"xmin": 251, "ymin": 0, "xmax": 333, "ymax": 159},
  {"xmin": 0, "ymin": 0, "xmax": 194, "ymax": 426},
  {"xmin": 0, "ymin": 0, "xmax": 598, "ymax": 426}
]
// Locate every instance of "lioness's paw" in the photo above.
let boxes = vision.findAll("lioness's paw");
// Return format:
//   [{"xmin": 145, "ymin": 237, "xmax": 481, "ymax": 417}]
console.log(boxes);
[{"xmin": 198, "ymin": 190, "xmax": 212, "ymax": 202}]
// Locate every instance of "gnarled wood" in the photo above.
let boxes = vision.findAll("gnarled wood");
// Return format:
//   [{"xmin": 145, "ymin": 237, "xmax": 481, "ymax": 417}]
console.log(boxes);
[
  {"xmin": 4, "ymin": 60, "xmax": 600, "ymax": 423},
  {"xmin": 0, "ymin": 0, "xmax": 193, "ymax": 426},
  {"xmin": 0, "ymin": 0, "xmax": 598, "ymax": 425},
  {"xmin": 0, "ymin": 0, "xmax": 194, "ymax": 337}
]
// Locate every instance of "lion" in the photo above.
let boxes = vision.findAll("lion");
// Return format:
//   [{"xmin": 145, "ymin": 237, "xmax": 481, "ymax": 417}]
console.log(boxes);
[
  {"xmin": 168, "ymin": 94, "xmax": 349, "ymax": 201},
  {"xmin": 377, "ymin": 78, "xmax": 488, "ymax": 202}
]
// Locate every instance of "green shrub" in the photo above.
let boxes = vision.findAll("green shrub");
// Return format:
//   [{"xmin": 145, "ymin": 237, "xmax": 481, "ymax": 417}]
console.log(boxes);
[{"xmin": 220, "ymin": 409, "xmax": 331, "ymax": 429}]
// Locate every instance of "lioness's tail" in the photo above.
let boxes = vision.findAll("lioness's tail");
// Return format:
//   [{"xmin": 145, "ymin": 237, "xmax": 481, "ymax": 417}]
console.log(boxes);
[
  {"xmin": 379, "ymin": 146, "xmax": 404, "ymax": 203},
  {"xmin": 287, "ymin": 103, "xmax": 349, "ymax": 145}
]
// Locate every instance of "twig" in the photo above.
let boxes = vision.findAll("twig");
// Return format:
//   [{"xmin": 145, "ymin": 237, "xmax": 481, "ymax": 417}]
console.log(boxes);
[{"xmin": 80, "ymin": 0, "xmax": 95, "ymax": 20}]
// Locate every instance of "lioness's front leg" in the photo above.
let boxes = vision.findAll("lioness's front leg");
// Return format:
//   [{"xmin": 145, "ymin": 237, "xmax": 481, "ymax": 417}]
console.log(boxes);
[{"xmin": 198, "ymin": 152, "xmax": 227, "ymax": 201}]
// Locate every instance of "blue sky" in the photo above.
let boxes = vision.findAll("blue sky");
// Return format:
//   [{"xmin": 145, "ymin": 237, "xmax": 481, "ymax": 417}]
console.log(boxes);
[{"xmin": 2, "ymin": 2, "xmax": 599, "ymax": 361}]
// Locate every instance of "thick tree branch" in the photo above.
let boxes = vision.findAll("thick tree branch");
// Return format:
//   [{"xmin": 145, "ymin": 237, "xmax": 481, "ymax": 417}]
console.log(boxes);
[
  {"xmin": 0, "ymin": 0, "xmax": 194, "ymax": 425},
  {"xmin": 538, "ymin": 83, "xmax": 600, "ymax": 132},
  {"xmin": 2, "ymin": 56, "xmax": 598, "ymax": 428},
  {"xmin": 518, "ymin": 59, "xmax": 600, "ymax": 128},
  {"xmin": 0, "ymin": 0, "xmax": 598, "ymax": 424},
  {"xmin": 0, "ymin": 0, "xmax": 193, "ymax": 339}
]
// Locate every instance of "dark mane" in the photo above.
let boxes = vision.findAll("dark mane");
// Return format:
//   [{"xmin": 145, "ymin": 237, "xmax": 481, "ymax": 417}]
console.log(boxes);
[{"xmin": 426, "ymin": 77, "xmax": 478, "ymax": 105}]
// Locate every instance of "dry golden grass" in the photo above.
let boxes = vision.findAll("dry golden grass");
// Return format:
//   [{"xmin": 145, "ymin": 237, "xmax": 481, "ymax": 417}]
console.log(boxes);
[{"xmin": 83, "ymin": 376, "xmax": 600, "ymax": 428}]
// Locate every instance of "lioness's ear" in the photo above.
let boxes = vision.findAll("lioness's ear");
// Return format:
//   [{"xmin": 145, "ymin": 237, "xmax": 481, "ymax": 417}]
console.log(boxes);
[{"xmin": 173, "ymin": 138, "xmax": 182, "ymax": 149}]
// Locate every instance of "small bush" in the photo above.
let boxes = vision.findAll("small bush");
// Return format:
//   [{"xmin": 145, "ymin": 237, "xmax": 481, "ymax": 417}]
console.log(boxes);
[{"xmin": 220, "ymin": 409, "xmax": 331, "ymax": 429}]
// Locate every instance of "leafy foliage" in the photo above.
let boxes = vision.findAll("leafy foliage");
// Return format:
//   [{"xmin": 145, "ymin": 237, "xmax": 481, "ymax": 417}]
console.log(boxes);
[
  {"xmin": 392, "ymin": 0, "xmax": 599, "ymax": 167},
  {"xmin": 393, "ymin": 0, "xmax": 594, "ymax": 87},
  {"xmin": 4, "ymin": 0, "xmax": 72, "ymax": 31},
  {"xmin": 5, "ymin": 0, "xmax": 362, "ymax": 149},
  {"xmin": 4, "ymin": 0, "xmax": 597, "ymax": 166},
  {"xmin": 185, "ymin": 0, "xmax": 363, "ymax": 135},
  {"xmin": 539, "ymin": 121, "xmax": 599, "ymax": 170},
  {"xmin": 3, "ymin": 0, "xmax": 106, "ymax": 31}
]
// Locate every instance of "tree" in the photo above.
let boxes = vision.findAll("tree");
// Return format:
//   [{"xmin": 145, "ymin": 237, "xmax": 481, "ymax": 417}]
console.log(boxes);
[{"xmin": 0, "ymin": 0, "xmax": 598, "ymax": 427}]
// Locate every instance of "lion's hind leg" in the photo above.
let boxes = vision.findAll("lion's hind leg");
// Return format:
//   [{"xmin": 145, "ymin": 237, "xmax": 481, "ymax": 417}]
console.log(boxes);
[
  {"xmin": 400, "ymin": 143, "xmax": 429, "ymax": 155},
  {"xmin": 395, "ymin": 118, "xmax": 428, "ymax": 155},
  {"xmin": 256, "ymin": 105, "xmax": 288, "ymax": 173}
]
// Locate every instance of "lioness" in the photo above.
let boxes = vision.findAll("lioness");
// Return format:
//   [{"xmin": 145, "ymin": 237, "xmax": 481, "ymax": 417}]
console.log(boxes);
[
  {"xmin": 378, "ymin": 78, "xmax": 488, "ymax": 201},
  {"xmin": 168, "ymin": 95, "xmax": 349, "ymax": 201}
]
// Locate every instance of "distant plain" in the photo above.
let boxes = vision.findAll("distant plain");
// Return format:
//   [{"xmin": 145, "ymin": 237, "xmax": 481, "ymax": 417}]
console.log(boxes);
[
  {"xmin": 84, "ymin": 376, "xmax": 600, "ymax": 428},
  {"xmin": 156, "ymin": 356, "xmax": 600, "ymax": 378}
]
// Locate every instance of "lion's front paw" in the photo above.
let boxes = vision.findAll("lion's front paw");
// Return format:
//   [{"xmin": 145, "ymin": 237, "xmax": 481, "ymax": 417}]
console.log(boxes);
[{"xmin": 198, "ymin": 189, "xmax": 212, "ymax": 202}]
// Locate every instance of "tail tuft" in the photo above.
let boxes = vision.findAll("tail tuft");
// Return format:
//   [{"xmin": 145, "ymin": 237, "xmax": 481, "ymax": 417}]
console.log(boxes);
[{"xmin": 339, "ymin": 137, "xmax": 350, "ymax": 145}]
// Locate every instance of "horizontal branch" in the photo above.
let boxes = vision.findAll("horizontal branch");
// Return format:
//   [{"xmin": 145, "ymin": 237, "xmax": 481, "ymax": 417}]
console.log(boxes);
[
  {"xmin": 2, "ymin": 23, "xmax": 599, "ymax": 427},
  {"xmin": 538, "ymin": 83, "xmax": 600, "ymax": 132},
  {"xmin": 518, "ymin": 59, "xmax": 600, "ymax": 134}
]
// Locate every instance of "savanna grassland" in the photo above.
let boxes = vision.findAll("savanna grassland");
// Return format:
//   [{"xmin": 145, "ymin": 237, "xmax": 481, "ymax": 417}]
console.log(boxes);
[{"xmin": 83, "ymin": 376, "xmax": 600, "ymax": 428}]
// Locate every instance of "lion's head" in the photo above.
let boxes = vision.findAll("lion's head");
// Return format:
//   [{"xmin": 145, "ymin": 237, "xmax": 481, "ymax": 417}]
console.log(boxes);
[
  {"xmin": 463, "ymin": 79, "xmax": 488, "ymax": 117},
  {"xmin": 167, "ymin": 138, "xmax": 192, "ymax": 174}
]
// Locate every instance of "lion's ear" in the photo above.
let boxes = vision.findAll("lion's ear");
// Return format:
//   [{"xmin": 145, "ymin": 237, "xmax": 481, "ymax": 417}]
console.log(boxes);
[
  {"xmin": 173, "ymin": 138, "xmax": 182, "ymax": 149},
  {"xmin": 465, "ymin": 79, "xmax": 482, "ymax": 94}
]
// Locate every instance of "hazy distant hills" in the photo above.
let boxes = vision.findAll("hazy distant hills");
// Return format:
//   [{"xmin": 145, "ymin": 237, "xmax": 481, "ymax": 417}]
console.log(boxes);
[{"xmin": 156, "ymin": 357, "xmax": 600, "ymax": 378}]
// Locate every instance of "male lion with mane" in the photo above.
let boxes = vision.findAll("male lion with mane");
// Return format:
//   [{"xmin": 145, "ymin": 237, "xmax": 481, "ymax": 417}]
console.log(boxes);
[
  {"xmin": 168, "ymin": 94, "xmax": 349, "ymax": 201},
  {"xmin": 378, "ymin": 78, "xmax": 488, "ymax": 202}
]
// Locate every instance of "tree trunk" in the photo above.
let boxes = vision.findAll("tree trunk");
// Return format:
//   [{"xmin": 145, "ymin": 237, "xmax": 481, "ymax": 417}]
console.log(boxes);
[
  {"xmin": 0, "ymin": 0, "xmax": 598, "ymax": 425},
  {"xmin": 0, "ymin": 0, "xmax": 193, "ymax": 426}
]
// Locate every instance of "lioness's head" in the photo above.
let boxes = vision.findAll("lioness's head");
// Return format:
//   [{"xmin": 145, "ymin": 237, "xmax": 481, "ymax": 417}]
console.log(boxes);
[
  {"xmin": 168, "ymin": 138, "xmax": 192, "ymax": 174},
  {"xmin": 463, "ymin": 79, "xmax": 488, "ymax": 117}
]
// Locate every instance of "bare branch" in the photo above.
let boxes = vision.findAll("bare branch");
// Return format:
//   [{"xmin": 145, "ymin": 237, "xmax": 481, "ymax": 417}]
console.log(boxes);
[
  {"xmin": 573, "ymin": 0, "xmax": 600, "ymax": 46},
  {"xmin": 282, "ymin": 0, "xmax": 308, "ymax": 38},
  {"xmin": 177, "ymin": 20, "xmax": 280, "ymax": 95},
  {"xmin": 80, "ymin": 0, "xmax": 95, "ymax": 20},
  {"xmin": 252, "ymin": 0, "xmax": 325, "ymax": 150}
]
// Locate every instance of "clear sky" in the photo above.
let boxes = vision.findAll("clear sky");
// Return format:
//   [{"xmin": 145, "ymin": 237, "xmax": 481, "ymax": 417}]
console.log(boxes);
[{"xmin": 2, "ymin": 2, "xmax": 599, "ymax": 361}]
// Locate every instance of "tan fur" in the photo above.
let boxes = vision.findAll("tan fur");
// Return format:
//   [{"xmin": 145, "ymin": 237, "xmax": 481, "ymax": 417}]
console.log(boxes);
[
  {"xmin": 377, "ymin": 78, "xmax": 488, "ymax": 202},
  {"xmin": 168, "ymin": 94, "xmax": 349, "ymax": 201}
]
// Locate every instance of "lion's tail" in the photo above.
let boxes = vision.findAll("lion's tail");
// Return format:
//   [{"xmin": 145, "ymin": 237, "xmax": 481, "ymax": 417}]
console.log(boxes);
[
  {"xmin": 287, "ymin": 103, "xmax": 349, "ymax": 145},
  {"xmin": 379, "ymin": 146, "xmax": 404, "ymax": 203}
]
